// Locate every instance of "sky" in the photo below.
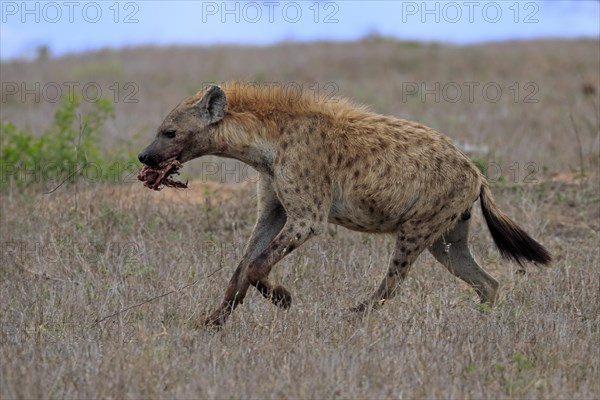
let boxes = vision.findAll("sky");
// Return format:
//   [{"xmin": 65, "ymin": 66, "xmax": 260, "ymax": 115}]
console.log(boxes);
[{"xmin": 1, "ymin": 0, "xmax": 599, "ymax": 60}]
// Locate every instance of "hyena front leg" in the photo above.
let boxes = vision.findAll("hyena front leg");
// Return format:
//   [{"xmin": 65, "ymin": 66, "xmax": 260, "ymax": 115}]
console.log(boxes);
[
  {"xmin": 205, "ymin": 178, "xmax": 286, "ymax": 328},
  {"xmin": 245, "ymin": 155, "xmax": 331, "ymax": 309},
  {"xmin": 245, "ymin": 216, "xmax": 323, "ymax": 308},
  {"xmin": 352, "ymin": 231, "xmax": 427, "ymax": 313}
]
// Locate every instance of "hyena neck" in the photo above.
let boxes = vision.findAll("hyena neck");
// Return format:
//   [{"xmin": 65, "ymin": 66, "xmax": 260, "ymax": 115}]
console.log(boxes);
[{"xmin": 210, "ymin": 114, "xmax": 277, "ymax": 176}]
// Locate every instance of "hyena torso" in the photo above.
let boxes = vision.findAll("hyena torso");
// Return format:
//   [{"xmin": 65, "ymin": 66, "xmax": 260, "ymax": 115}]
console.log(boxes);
[
  {"xmin": 289, "ymin": 114, "xmax": 481, "ymax": 234},
  {"xmin": 138, "ymin": 82, "xmax": 551, "ymax": 328}
]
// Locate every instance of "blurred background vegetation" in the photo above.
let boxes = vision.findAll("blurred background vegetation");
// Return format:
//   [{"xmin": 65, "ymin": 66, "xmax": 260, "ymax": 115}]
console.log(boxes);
[{"xmin": 1, "ymin": 38, "xmax": 598, "ymax": 188}]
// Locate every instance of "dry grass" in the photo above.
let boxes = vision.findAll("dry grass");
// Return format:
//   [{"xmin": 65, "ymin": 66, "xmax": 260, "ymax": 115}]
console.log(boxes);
[
  {"xmin": 1, "ymin": 38, "xmax": 599, "ymax": 399},
  {"xmin": 1, "ymin": 177, "xmax": 599, "ymax": 399}
]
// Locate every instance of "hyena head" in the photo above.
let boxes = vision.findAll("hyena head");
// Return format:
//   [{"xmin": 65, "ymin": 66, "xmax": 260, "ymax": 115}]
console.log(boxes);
[{"xmin": 138, "ymin": 85, "xmax": 227, "ymax": 166}]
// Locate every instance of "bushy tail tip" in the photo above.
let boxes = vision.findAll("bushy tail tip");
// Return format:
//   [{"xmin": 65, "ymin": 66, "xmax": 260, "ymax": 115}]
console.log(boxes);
[{"xmin": 480, "ymin": 183, "xmax": 552, "ymax": 266}]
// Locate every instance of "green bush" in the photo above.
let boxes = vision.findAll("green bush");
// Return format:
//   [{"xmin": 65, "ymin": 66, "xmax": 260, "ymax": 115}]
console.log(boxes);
[{"xmin": 1, "ymin": 96, "xmax": 137, "ymax": 188}]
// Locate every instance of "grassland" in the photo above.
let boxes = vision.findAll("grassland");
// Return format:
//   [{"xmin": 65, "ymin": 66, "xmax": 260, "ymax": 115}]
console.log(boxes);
[{"xmin": 1, "ymin": 38, "xmax": 599, "ymax": 399}]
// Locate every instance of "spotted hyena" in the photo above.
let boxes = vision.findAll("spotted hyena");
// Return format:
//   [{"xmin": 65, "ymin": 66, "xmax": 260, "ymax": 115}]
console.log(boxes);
[{"xmin": 138, "ymin": 82, "xmax": 552, "ymax": 328}]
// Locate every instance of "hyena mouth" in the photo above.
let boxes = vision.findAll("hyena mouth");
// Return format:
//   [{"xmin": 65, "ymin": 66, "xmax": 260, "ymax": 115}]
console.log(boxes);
[{"xmin": 137, "ymin": 158, "xmax": 188, "ymax": 191}]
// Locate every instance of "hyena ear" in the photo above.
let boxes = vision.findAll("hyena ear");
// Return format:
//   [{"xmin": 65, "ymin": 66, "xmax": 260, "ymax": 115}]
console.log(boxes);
[{"xmin": 194, "ymin": 85, "xmax": 227, "ymax": 124}]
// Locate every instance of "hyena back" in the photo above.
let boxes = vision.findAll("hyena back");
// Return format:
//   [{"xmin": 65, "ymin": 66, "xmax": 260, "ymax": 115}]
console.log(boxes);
[{"xmin": 138, "ymin": 82, "xmax": 552, "ymax": 328}]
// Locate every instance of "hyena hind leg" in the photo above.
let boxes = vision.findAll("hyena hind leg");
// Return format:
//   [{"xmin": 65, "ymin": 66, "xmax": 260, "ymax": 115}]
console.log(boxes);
[
  {"xmin": 351, "ymin": 231, "xmax": 427, "ymax": 313},
  {"xmin": 428, "ymin": 213, "xmax": 499, "ymax": 306}
]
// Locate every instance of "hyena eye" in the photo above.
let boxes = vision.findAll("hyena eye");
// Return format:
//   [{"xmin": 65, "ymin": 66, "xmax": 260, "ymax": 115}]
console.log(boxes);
[{"xmin": 162, "ymin": 130, "xmax": 176, "ymax": 139}]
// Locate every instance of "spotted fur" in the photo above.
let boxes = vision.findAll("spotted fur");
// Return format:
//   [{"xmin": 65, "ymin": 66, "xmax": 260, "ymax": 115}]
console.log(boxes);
[{"xmin": 138, "ymin": 82, "xmax": 552, "ymax": 328}]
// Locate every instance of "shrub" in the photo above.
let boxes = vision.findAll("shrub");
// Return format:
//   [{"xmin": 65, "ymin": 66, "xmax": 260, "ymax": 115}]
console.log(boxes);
[{"xmin": 1, "ymin": 96, "xmax": 136, "ymax": 188}]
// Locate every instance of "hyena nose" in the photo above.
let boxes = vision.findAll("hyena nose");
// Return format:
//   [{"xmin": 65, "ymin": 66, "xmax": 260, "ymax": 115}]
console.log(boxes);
[{"xmin": 138, "ymin": 151, "xmax": 148, "ymax": 164}]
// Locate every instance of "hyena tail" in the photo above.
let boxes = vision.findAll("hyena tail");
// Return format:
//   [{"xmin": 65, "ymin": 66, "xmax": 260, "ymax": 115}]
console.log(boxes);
[{"xmin": 479, "ymin": 181, "xmax": 552, "ymax": 266}]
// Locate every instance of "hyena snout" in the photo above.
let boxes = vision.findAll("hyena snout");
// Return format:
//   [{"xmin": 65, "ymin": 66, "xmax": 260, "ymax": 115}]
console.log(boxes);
[
  {"xmin": 137, "ymin": 141, "xmax": 176, "ymax": 167},
  {"xmin": 137, "ymin": 149, "xmax": 165, "ymax": 167},
  {"xmin": 137, "ymin": 151, "xmax": 150, "ymax": 165}
]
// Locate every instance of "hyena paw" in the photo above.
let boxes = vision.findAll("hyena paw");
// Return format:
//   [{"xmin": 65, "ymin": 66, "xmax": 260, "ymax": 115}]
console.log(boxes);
[
  {"xmin": 349, "ymin": 299, "xmax": 384, "ymax": 315},
  {"xmin": 270, "ymin": 285, "xmax": 293, "ymax": 309},
  {"xmin": 203, "ymin": 312, "xmax": 226, "ymax": 330},
  {"xmin": 349, "ymin": 302, "xmax": 368, "ymax": 314}
]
